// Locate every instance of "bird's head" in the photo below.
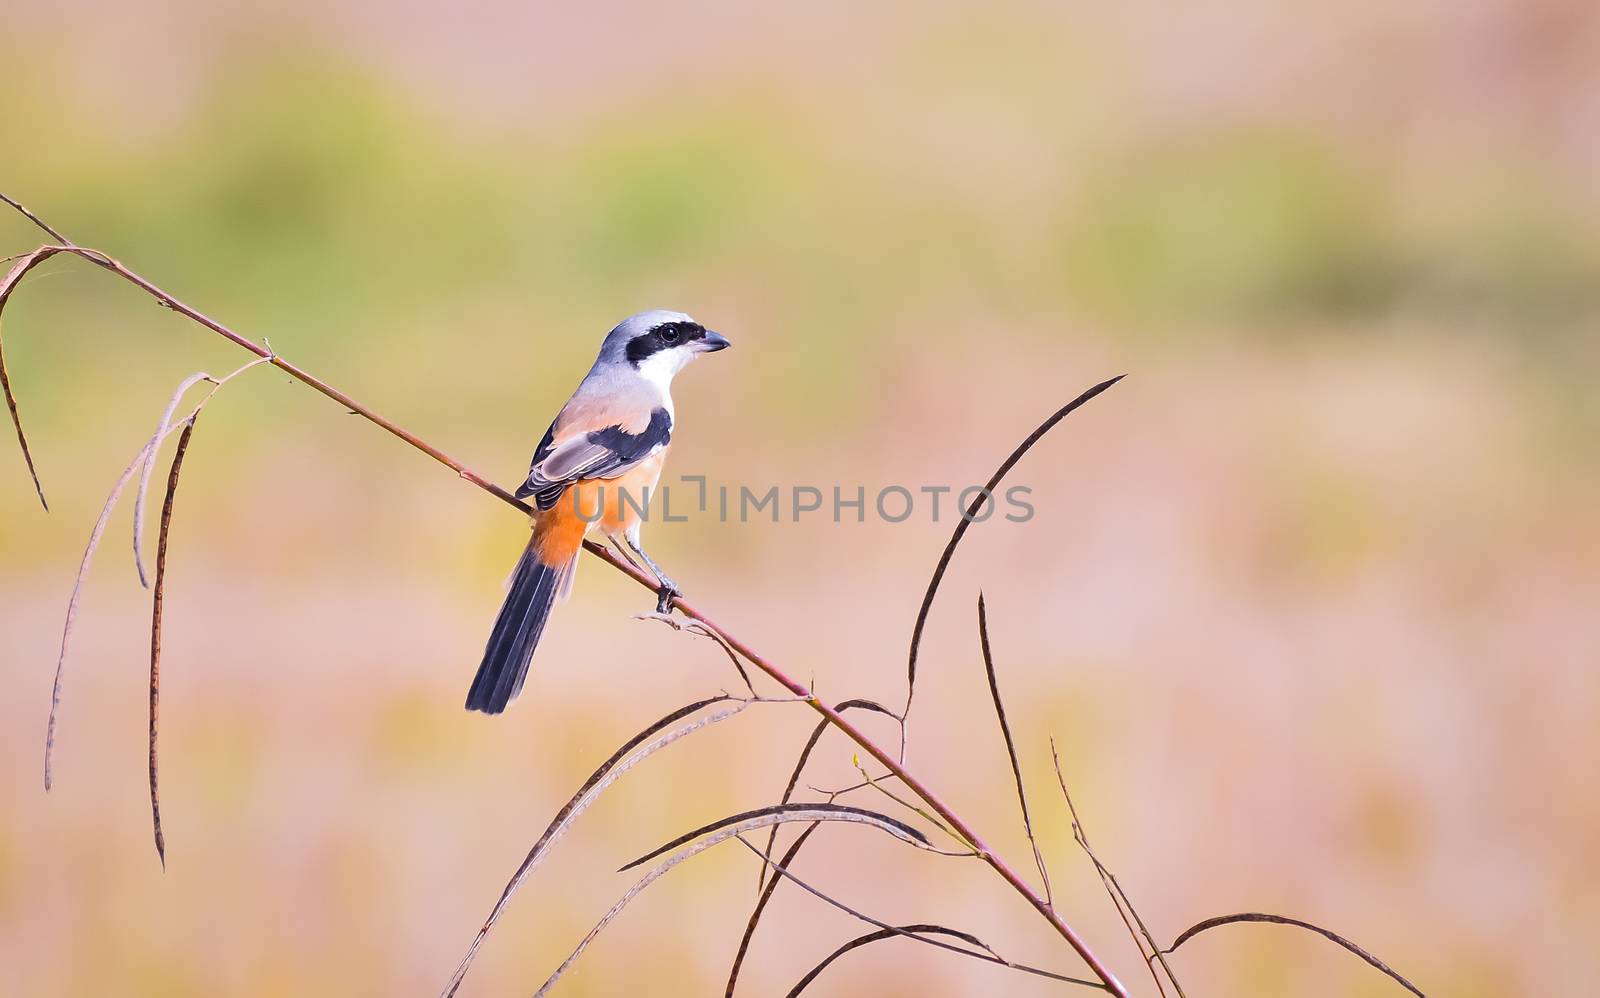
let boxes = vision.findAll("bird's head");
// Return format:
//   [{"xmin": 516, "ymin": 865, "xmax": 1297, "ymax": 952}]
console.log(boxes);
[{"xmin": 600, "ymin": 309, "xmax": 730, "ymax": 388}]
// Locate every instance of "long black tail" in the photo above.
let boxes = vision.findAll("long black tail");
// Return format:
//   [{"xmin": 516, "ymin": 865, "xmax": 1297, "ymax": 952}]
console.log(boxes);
[{"xmin": 465, "ymin": 546, "xmax": 564, "ymax": 714}]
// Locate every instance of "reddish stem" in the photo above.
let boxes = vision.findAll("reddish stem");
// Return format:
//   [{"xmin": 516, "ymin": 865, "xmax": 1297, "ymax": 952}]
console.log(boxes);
[{"xmin": 4, "ymin": 229, "xmax": 1129, "ymax": 997}]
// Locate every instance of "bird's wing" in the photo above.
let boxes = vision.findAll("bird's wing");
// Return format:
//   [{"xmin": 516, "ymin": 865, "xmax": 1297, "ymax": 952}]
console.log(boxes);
[{"xmin": 515, "ymin": 407, "xmax": 672, "ymax": 510}]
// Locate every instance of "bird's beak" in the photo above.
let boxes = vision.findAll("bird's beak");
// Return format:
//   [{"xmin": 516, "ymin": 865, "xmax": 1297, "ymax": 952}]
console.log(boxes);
[{"xmin": 699, "ymin": 330, "xmax": 731, "ymax": 352}]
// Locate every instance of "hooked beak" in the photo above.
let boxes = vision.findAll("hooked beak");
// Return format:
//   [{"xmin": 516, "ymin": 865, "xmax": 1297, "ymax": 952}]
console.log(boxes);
[{"xmin": 699, "ymin": 330, "xmax": 731, "ymax": 352}]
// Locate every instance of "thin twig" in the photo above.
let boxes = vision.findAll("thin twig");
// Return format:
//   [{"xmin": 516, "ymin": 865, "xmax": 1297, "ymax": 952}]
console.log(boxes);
[
  {"xmin": 733, "ymin": 836, "xmax": 1104, "ymax": 992},
  {"xmin": 977, "ymin": 593, "xmax": 1052, "ymax": 903},
  {"xmin": 851, "ymin": 759, "xmax": 967, "ymax": 848},
  {"xmin": 1051, "ymin": 738, "xmax": 1180, "ymax": 998},
  {"xmin": 755, "ymin": 698, "xmax": 900, "ymax": 895},
  {"xmin": 805, "ymin": 770, "xmax": 908, "ymax": 800},
  {"xmin": 634, "ymin": 611, "xmax": 756, "ymax": 695},
  {"xmin": 0, "ymin": 192, "xmax": 75, "ymax": 245},
  {"xmin": 726, "ymin": 821, "xmax": 821, "ymax": 997},
  {"xmin": 684, "ymin": 620, "xmax": 758, "ymax": 695}
]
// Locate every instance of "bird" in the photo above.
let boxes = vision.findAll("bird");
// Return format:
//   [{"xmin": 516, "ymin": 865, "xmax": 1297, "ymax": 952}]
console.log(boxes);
[{"xmin": 465, "ymin": 310, "xmax": 731, "ymax": 715}]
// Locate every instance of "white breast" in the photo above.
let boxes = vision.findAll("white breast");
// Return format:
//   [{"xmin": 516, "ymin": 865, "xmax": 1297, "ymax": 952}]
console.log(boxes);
[{"xmin": 634, "ymin": 348, "xmax": 685, "ymax": 418}]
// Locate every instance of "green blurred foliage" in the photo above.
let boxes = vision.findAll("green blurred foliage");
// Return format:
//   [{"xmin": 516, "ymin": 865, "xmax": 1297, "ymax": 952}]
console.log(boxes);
[
  {"xmin": 6, "ymin": 48, "xmax": 1596, "ymax": 367},
  {"xmin": 1060, "ymin": 132, "xmax": 1401, "ymax": 323}
]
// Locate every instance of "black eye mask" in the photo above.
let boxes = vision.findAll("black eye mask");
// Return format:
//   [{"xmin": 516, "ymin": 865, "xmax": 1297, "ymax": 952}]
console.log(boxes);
[{"xmin": 627, "ymin": 321, "xmax": 705, "ymax": 364}]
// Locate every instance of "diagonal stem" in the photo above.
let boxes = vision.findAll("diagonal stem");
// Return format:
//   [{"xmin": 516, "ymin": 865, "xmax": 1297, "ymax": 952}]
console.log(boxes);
[{"xmin": 1, "ymin": 196, "xmax": 1130, "ymax": 998}]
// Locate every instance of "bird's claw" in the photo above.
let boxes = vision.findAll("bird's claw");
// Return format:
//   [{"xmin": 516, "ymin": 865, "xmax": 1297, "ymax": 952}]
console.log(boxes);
[{"xmin": 655, "ymin": 584, "xmax": 681, "ymax": 614}]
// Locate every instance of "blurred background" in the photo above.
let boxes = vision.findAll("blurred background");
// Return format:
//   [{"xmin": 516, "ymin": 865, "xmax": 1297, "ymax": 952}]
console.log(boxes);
[{"xmin": 2, "ymin": 2, "xmax": 1597, "ymax": 995}]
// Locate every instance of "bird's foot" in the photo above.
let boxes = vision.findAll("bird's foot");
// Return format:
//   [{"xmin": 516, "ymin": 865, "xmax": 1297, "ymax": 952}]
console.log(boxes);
[{"xmin": 654, "ymin": 583, "xmax": 682, "ymax": 615}]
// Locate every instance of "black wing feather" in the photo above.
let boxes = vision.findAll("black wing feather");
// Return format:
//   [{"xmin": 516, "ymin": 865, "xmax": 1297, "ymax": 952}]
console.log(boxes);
[{"xmin": 514, "ymin": 408, "xmax": 672, "ymax": 509}]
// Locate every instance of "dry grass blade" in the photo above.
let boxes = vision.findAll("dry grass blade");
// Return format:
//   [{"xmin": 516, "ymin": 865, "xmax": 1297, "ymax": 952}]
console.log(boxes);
[
  {"xmin": 43, "ymin": 359, "xmax": 269, "ymax": 790},
  {"xmin": 1161, "ymin": 913, "xmax": 1426, "ymax": 997},
  {"xmin": 621, "ymin": 802, "xmax": 935, "ymax": 873},
  {"xmin": 734, "ymin": 835, "xmax": 1103, "ymax": 992},
  {"xmin": 0, "ymin": 246, "xmax": 73, "ymax": 512},
  {"xmin": 786, "ymin": 924, "xmax": 995, "ymax": 997},
  {"xmin": 904, "ymin": 376, "xmax": 1125, "ymax": 724},
  {"xmin": 44, "ymin": 442, "xmax": 154, "ymax": 790},
  {"xmin": 0, "ymin": 327, "xmax": 46, "ymax": 510},
  {"xmin": 755, "ymin": 698, "xmax": 898, "ymax": 894},
  {"xmin": 537, "ymin": 808, "xmax": 950, "ymax": 998},
  {"xmin": 0, "ymin": 248, "xmax": 69, "ymax": 304},
  {"xmin": 0, "ymin": 239, "xmax": 151, "ymax": 517},
  {"xmin": 726, "ymin": 821, "xmax": 820, "ymax": 997},
  {"xmin": 976, "ymin": 594, "xmax": 1052, "ymax": 903},
  {"xmin": 147, "ymin": 417, "xmax": 198, "ymax": 869},
  {"xmin": 132, "ymin": 373, "xmax": 213, "ymax": 587},
  {"xmin": 1051, "ymin": 738, "xmax": 1179, "ymax": 997},
  {"xmin": 441, "ymin": 694, "xmax": 749, "ymax": 998}
]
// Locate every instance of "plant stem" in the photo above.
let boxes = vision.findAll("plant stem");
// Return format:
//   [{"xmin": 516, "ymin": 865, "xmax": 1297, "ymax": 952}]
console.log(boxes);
[{"xmin": 1, "ymin": 210, "xmax": 1130, "ymax": 996}]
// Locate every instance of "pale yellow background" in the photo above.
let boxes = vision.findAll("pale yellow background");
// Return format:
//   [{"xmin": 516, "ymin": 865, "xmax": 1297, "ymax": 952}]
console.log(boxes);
[{"xmin": 2, "ymin": 3, "xmax": 1597, "ymax": 996}]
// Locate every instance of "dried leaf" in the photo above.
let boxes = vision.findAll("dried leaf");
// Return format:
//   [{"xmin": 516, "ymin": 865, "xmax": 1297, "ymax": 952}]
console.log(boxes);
[
  {"xmin": 977, "ymin": 594, "xmax": 1051, "ymax": 902},
  {"xmin": 538, "ymin": 807, "xmax": 942, "ymax": 998},
  {"xmin": 44, "ymin": 440, "xmax": 155, "ymax": 789},
  {"xmin": 1162, "ymin": 913, "xmax": 1425, "ymax": 997},
  {"xmin": 148, "ymin": 417, "xmax": 199, "ymax": 868},
  {"xmin": 628, "ymin": 802, "xmax": 929, "ymax": 873},
  {"xmin": 785, "ymin": 924, "xmax": 992, "ymax": 997}
]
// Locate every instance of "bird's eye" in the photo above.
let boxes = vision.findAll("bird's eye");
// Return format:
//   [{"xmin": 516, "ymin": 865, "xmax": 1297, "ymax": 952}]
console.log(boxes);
[{"xmin": 658, "ymin": 326, "xmax": 681, "ymax": 345}]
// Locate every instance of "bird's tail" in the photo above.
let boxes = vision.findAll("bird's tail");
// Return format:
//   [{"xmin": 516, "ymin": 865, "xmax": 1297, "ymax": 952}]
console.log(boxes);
[{"xmin": 465, "ymin": 513, "xmax": 583, "ymax": 714}]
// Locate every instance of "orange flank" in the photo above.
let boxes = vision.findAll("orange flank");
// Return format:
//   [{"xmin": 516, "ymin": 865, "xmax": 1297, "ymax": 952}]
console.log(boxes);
[{"xmin": 531, "ymin": 449, "xmax": 667, "ymax": 565}]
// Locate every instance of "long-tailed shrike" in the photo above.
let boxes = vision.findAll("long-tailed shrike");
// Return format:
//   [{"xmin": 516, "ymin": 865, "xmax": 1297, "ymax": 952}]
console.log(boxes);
[{"xmin": 465, "ymin": 310, "xmax": 731, "ymax": 714}]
